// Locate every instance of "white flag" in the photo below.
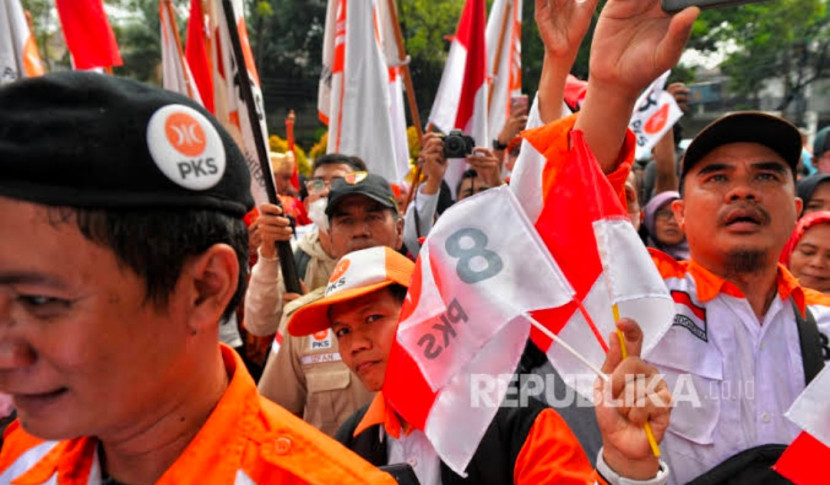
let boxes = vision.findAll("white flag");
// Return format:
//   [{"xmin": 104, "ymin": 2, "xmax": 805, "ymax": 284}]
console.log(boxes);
[
  {"xmin": 0, "ymin": 0, "xmax": 45, "ymax": 85},
  {"xmin": 159, "ymin": 1, "xmax": 202, "ymax": 104},
  {"xmin": 385, "ymin": 186, "xmax": 575, "ymax": 475},
  {"xmin": 629, "ymin": 71, "xmax": 683, "ymax": 161},
  {"xmin": 485, "ymin": 0, "xmax": 522, "ymax": 142},
  {"xmin": 318, "ymin": 0, "xmax": 403, "ymax": 183},
  {"xmin": 208, "ymin": 0, "xmax": 273, "ymax": 205}
]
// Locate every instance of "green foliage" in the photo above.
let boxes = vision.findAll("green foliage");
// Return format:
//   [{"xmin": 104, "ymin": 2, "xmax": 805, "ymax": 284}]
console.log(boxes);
[{"xmin": 695, "ymin": 0, "xmax": 830, "ymax": 119}]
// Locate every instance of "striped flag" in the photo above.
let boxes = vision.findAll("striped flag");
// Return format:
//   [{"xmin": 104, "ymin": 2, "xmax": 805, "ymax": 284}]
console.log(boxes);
[
  {"xmin": 186, "ymin": 0, "xmax": 215, "ymax": 113},
  {"xmin": 428, "ymin": 0, "xmax": 488, "ymax": 196},
  {"xmin": 384, "ymin": 186, "xmax": 574, "ymax": 475},
  {"xmin": 510, "ymin": 118, "xmax": 676, "ymax": 398},
  {"xmin": 159, "ymin": 0, "xmax": 202, "ymax": 104},
  {"xmin": 485, "ymin": 0, "xmax": 522, "ymax": 142},
  {"xmin": 318, "ymin": 0, "xmax": 405, "ymax": 183},
  {"xmin": 55, "ymin": 0, "xmax": 122, "ymax": 70},
  {"xmin": 207, "ymin": 0, "xmax": 273, "ymax": 205},
  {"xmin": 0, "ymin": 0, "xmax": 45, "ymax": 85},
  {"xmin": 774, "ymin": 365, "xmax": 830, "ymax": 484}
]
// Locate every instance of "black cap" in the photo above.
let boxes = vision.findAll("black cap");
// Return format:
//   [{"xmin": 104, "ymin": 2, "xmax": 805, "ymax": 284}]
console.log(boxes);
[
  {"xmin": 0, "ymin": 72, "xmax": 254, "ymax": 217},
  {"xmin": 325, "ymin": 172, "xmax": 398, "ymax": 216},
  {"xmin": 681, "ymin": 111, "xmax": 802, "ymax": 179},
  {"xmin": 813, "ymin": 127, "xmax": 830, "ymax": 159}
]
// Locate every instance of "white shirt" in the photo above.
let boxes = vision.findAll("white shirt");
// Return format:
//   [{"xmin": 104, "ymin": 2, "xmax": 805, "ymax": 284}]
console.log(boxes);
[
  {"xmin": 387, "ymin": 428, "xmax": 442, "ymax": 485},
  {"xmin": 646, "ymin": 254, "xmax": 830, "ymax": 484}
]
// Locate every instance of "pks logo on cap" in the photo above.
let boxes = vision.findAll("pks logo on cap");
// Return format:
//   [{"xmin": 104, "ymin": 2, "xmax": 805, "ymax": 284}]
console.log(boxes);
[
  {"xmin": 165, "ymin": 112, "xmax": 207, "ymax": 157},
  {"xmin": 344, "ymin": 171, "xmax": 368, "ymax": 185},
  {"xmin": 146, "ymin": 104, "xmax": 226, "ymax": 191},
  {"xmin": 329, "ymin": 258, "xmax": 351, "ymax": 284}
]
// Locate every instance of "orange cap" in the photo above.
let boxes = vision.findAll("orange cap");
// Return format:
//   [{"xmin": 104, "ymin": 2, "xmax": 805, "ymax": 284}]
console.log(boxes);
[{"xmin": 287, "ymin": 247, "xmax": 414, "ymax": 336}]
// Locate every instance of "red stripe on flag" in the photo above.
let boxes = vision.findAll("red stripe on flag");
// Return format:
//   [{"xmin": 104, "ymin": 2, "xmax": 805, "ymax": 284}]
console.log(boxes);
[
  {"xmin": 774, "ymin": 432, "xmax": 830, "ymax": 484},
  {"xmin": 384, "ymin": 338, "xmax": 437, "ymax": 430},
  {"xmin": 452, "ymin": 0, "xmax": 486, "ymax": 131},
  {"xmin": 671, "ymin": 290, "xmax": 706, "ymax": 321},
  {"xmin": 55, "ymin": 0, "xmax": 122, "ymax": 69},
  {"xmin": 186, "ymin": 0, "xmax": 214, "ymax": 113}
]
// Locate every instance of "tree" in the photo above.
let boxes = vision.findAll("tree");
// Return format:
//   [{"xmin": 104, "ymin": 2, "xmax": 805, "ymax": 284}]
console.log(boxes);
[{"xmin": 694, "ymin": 0, "xmax": 830, "ymax": 124}]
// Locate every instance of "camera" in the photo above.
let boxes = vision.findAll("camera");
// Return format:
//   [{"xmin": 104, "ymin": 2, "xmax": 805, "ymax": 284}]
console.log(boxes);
[{"xmin": 442, "ymin": 130, "xmax": 475, "ymax": 159}]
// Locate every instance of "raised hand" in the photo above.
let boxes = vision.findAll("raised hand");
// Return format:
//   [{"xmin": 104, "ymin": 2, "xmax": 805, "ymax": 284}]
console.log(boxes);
[
  {"xmin": 587, "ymin": 0, "xmax": 698, "ymax": 101},
  {"xmin": 535, "ymin": 0, "xmax": 600, "ymax": 62},
  {"xmin": 418, "ymin": 132, "xmax": 449, "ymax": 195}
]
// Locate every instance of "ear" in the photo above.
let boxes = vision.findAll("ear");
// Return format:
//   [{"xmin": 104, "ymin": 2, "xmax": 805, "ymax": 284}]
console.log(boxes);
[
  {"xmin": 671, "ymin": 199, "xmax": 686, "ymax": 230},
  {"xmin": 794, "ymin": 197, "xmax": 803, "ymax": 218},
  {"xmin": 183, "ymin": 244, "xmax": 239, "ymax": 335}
]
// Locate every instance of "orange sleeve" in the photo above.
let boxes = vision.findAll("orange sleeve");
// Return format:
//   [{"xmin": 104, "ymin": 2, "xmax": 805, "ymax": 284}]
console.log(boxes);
[
  {"xmin": 513, "ymin": 408, "xmax": 607, "ymax": 484},
  {"xmin": 522, "ymin": 113, "xmax": 635, "ymax": 212}
]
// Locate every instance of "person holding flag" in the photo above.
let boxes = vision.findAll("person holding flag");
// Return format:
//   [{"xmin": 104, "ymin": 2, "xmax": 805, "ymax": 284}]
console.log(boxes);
[
  {"xmin": 288, "ymin": 246, "xmax": 673, "ymax": 484},
  {"xmin": 529, "ymin": 0, "xmax": 830, "ymax": 483}
]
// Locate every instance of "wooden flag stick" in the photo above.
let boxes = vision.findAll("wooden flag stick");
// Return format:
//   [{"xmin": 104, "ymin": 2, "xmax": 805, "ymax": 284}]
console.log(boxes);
[{"xmin": 487, "ymin": 0, "xmax": 512, "ymax": 111}]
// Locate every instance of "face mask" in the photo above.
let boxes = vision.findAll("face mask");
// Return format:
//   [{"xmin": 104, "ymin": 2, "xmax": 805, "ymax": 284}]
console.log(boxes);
[{"xmin": 308, "ymin": 197, "xmax": 329, "ymax": 232}]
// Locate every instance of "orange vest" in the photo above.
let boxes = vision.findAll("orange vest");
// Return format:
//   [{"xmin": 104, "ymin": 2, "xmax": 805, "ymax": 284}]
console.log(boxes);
[{"xmin": 0, "ymin": 346, "xmax": 395, "ymax": 484}]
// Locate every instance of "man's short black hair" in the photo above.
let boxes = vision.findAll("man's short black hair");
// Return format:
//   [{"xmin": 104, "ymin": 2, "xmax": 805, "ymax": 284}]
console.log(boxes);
[
  {"xmin": 50, "ymin": 207, "xmax": 248, "ymax": 321},
  {"xmin": 456, "ymin": 168, "xmax": 479, "ymax": 196},
  {"xmin": 387, "ymin": 284, "xmax": 408, "ymax": 304},
  {"xmin": 314, "ymin": 154, "xmax": 367, "ymax": 173}
]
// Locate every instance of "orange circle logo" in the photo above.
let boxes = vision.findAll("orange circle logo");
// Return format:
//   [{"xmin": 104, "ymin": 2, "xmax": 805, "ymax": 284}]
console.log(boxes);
[
  {"xmin": 644, "ymin": 104, "xmax": 670, "ymax": 135},
  {"xmin": 164, "ymin": 112, "xmax": 207, "ymax": 157},
  {"xmin": 313, "ymin": 329, "xmax": 329, "ymax": 341},
  {"xmin": 329, "ymin": 259, "xmax": 351, "ymax": 283}
]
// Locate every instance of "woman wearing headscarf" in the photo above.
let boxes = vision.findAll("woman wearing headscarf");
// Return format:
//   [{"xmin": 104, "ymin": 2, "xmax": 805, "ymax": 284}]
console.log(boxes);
[
  {"xmin": 781, "ymin": 211, "xmax": 830, "ymax": 294},
  {"xmin": 643, "ymin": 190, "xmax": 689, "ymax": 261},
  {"xmin": 797, "ymin": 173, "xmax": 830, "ymax": 217}
]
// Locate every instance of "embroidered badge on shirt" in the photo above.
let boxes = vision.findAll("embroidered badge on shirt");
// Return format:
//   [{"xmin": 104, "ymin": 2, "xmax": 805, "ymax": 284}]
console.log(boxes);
[
  {"xmin": 671, "ymin": 290, "xmax": 708, "ymax": 342},
  {"xmin": 310, "ymin": 329, "xmax": 333, "ymax": 350}
]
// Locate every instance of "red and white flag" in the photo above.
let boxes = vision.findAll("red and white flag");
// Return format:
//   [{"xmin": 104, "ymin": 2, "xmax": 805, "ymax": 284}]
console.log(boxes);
[
  {"xmin": 55, "ymin": 0, "xmax": 122, "ymax": 70},
  {"xmin": 774, "ymin": 365, "xmax": 830, "ymax": 484},
  {"xmin": 629, "ymin": 71, "xmax": 683, "ymax": 161},
  {"xmin": 0, "ymin": 0, "xmax": 45, "ymax": 84},
  {"xmin": 485, "ymin": 0, "xmax": 522, "ymax": 142},
  {"xmin": 428, "ymin": 0, "xmax": 488, "ymax": 195},
  {"xmin": 318, "ymin": 0, "xmax": 405, "ymax": 183},
  {"xmin": 160, "ymin": 1, "xmax": 202, "ymax": 105},
  {"xmin": 186, "ymin": 0, "xmax": 215, "ymax": 114},
  {"xmin": 207, "ymin": 0, "xmax": 273, "ymax": 205},
  {"xmin": 384, "ymin": 186, "xmax": 574, "ymax": 475},
  {"xmin": 511, "ymin": 121, "xmax": 676, "ymax": 397}
]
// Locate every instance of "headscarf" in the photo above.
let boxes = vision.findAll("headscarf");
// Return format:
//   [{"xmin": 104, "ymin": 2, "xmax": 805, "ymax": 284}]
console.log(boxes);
[
  {"xmin": 780, "ymin": 210, "xmax": 830, "ymax": 267},
  {"xmin": 643, "ymin": 191, "xmax": 690, "ymax": 261}
]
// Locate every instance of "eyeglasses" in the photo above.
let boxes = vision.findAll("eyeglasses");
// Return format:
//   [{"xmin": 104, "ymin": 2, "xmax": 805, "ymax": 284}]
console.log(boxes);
[
  {"xmin": 305, "ymin": 176, "xmax": 345, "ymax": 194},
  {"xmin": 655, "ymin": 208, "xmax": 675, "ymax": 222}
]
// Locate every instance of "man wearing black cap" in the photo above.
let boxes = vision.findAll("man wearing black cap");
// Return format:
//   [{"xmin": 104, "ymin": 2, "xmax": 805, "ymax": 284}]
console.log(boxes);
[
  {"xmin": 256, "ymin": 171, "xmax": 404, "ymax": 437},
  {"xmin": 0, "ymin": 72, "xmax": 394, "ymax": 484},
  {"xmin": 529, "ymin": 0, "xmax": 830, "ymax": 482}
]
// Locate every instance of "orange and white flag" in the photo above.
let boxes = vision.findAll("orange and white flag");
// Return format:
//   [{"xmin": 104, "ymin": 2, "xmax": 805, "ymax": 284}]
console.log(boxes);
[
  {"xmin": 0, "ymin": 0, "xmax": 45, "ymax": 84},
  {"xmin": 207, "ymin": 0, "xmax": 273, "ymax": 205},
  {"xmin": 318, "ymin": 0, "xmax": 405, "ymax": 183},
  {"xmin": 629, "ymin": 71, "xmax": 683, "ymax": 160},
  {"xmin": 159, "ymin": 1, "xmax": 202, "ymax": 104},
  {"xmin": 485, "ymin": 0, "xmax": 522, "ymax": 142}
]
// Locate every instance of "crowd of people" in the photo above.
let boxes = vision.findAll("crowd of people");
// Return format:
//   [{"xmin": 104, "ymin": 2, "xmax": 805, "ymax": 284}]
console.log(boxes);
[{"xmin": 0, "ymin": 0, "xmax": 828, "ymax": 483}]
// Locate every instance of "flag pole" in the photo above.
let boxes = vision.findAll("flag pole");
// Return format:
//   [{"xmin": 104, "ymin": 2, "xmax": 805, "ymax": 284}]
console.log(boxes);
[
  {"xmin": 487, "ymin": 0, "xmax": 512, "ymax": 111},
  {"xmin": 384, "ymin": 0, "xmax": 426, "ymax": 213},
  {"xmin": 525, "ymin": 313, "xmax": 609, "ymax": 383},
  {"xmin": 286, "ymin": 109, "xmax": 299, "ymax": 191},
  {"xmin": 220, "ymin": 0, "xmax": 302, "ymax": 294}
]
